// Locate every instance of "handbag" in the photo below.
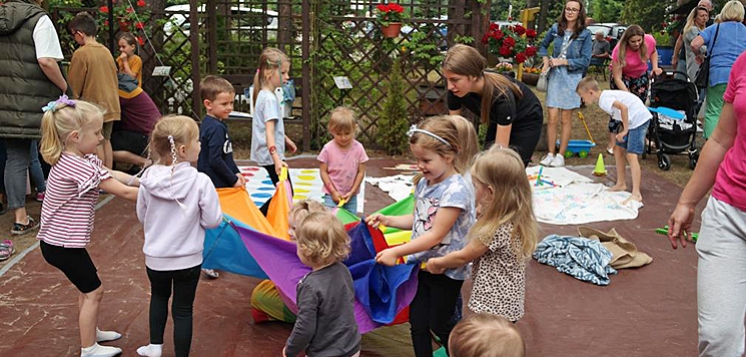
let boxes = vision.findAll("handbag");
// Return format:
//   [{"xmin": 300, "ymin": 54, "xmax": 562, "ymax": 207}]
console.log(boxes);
[
  {"xmin": 694, "ymin": 23, "xmax": 719, "ymax": 89},
  {"xmin": 117, "ymin": 73, "xmax": 139, "ymax": 93},
  {"xmin": 537, "ymin": 72, "xmax": 548, "ymax": 92}
]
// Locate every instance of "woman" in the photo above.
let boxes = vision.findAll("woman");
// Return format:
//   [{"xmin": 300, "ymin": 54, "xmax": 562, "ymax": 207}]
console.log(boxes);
[
  {"xmin": 605, "ymin": 25, "xmax": 662, "ymax": 155},
  {"xmin": 445, "ymin": 44, "xmax": 543, "ymax": 167},
  {"xmin": 537, "ymin": 0, "xmax": 592, "ymax": 167},
  {"xmin": 684, "ymin": 6, "xmax": 710, "ymax": 82},
  {"xmin": 691, "ymin": 0, "xmax": 746, "ymax": 139},
  {"xmin": 668, "ymin": 50, "xmax": 746, "ymax": 357}
]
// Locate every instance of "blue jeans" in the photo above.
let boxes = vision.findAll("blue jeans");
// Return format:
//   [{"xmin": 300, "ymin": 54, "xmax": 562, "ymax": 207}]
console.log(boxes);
[
  {"xmin": 29, "ymin": 140, "xmax": 46, "ymax": 192},
  {"xmin": 323, "ymin": 194, "xmax": 358, "ymax": 213},
  {"xmin": 615, "ymin": 121, "xmax": 650, "ymax": 155}
]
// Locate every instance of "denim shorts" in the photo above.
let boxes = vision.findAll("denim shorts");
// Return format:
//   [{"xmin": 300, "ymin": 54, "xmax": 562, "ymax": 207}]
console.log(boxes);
[
  {"xmin": 615, "ymin": 121, "xmax": 650, "ymax": 155},
  {"xmin": 322, "ymin": 194, "xmax": 358, "ymax": 213}
]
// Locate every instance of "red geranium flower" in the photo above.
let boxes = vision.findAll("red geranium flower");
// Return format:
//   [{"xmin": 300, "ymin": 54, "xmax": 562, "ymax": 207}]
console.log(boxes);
[
  {"xmin": 525, "ymin": 46, "xmax": 537, "ymax": 56},
  {"xmin": 513, "ymin": 25, "xmax": 526, "ymax": 36},
  {"xmin": 499, "ymin": 46, "xmax": 512, "ymax": 56},
  {"xmin": 376, "ymin": 4, "xmax": 387, "ymax": 12},
  {"xmin": 137, "ymin": 36, "xmax": 145, "ymax": 45},
  {"xmin": 503, "ymin": 36, "xmax": 516, "ymax": 47},
  {"xmin": 99, "ymin": 5, "xmax": 109, "ymax": 13},
  {"xmin": 126, "ymin": 6, "xmax": 134, "ymax": 13},
  {"xmin": 137, "ymin": 0, "xmax": 146, "ymax": 6},
  {"xmin": 136, "ymin": 21, "xmax": 145, "ymax": 29},
  {"xmin": 515, "ymin": 52, "xmax": 527, "ymax": 63},
  {"xmin": 526, "ymin": 29, "xmax": 537, "ymax": 38}
]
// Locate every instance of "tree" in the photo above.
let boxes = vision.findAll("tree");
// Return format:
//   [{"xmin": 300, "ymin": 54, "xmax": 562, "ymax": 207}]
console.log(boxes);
[
  {"xmin": 590, "ymin": 0, "xmax": 624, "ymax": 23},
  {"xmin": 621, "ymin": 0, "xmax": 677, "ymax": 32}
]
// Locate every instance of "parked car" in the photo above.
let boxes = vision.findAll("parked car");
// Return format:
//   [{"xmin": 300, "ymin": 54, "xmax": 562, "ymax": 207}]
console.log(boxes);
[
  {"xmin": 163, "ymin": 5, "xmax": 278, "ymax": 38},
  {"xmin": 587, "ymin": 23, "xmax": 627, "ymax": 50}
]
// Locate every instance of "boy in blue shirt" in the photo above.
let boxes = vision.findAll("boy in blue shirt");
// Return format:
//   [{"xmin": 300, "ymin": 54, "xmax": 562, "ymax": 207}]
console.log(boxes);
[{"xmin": 197, "ymin": 75, "xmax": 245, "ymax": 279}]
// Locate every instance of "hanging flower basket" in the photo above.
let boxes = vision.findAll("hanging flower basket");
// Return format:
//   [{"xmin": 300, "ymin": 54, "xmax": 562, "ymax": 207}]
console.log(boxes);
[{"xmin": 381, "ymin": 22, "xmax": 402, "ymax": 38}]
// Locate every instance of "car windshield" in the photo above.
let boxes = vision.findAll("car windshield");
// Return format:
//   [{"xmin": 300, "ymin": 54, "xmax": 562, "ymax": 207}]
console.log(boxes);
[{"xmin": 587, "ymin": 25, "xmax": 610, "ymax": 37}]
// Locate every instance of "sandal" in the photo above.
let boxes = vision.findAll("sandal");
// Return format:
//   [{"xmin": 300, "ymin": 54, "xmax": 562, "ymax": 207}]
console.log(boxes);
[
  {"xmin": 606, "ymin": 147, "xmax": 614, "ymax": 156},
  {"xmin": 0, "ymin": 239, "xmax": 15, "ymax": 261}
]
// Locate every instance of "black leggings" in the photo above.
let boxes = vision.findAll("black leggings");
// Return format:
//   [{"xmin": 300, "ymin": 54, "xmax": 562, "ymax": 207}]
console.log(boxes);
[
  {"xmin": 409, "ymin": 271, "xmax": 464, "ymax": 357},
  {"xmin": 509, "ymin": 122, "xmax": 542, "ymax": 167},
  {"xmin": 146, "ymin": 265, "xmax": 201, "ymax": 357},
  {"xmin": 259, "ymin": 164, "xmax": 294, "ymax": 216}
]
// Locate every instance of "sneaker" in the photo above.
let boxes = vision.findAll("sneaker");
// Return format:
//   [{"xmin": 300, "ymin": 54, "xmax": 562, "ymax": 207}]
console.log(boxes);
[
  {"xmin": 136, "ymin": 344, "xmax": 163, "ymax": 357},
  {"xmin": 550, "ymin": 154, "xmax": 565, "ymax": 167},
  {"xmin": 80, "ymin": 343, "xmax": 122, "ymax": 357},
  {"xmin": 11, "ymin": 216, "xmax": 39, "ymax": 235},
  {"xmin": 35, "ymin": 191, "xmax": 45, "ymax": 202},
  {"xmin": 540, "ymin": 153, "xmax": 555, "ymax": 166},
  {"xmin": 202, "ymin": 268, "xmax": 219, "ymax": 279}
]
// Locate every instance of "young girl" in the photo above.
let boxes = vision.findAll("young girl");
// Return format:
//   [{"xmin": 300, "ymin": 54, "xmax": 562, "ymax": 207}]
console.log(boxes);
[
  {"xmin": 117, "ymin": 32, "xmax": 142, "ymax": 88},
  {"xmin": 283, "ymin": 211, "xmax": 361, "ymax": 357},
  {"xmin": 367, "ymin": 116, "xmax": 475, "ymax": 357},
  {"xmin": 318, "ymin": 106, "xmax": 368, "ymax": 213},
  {"xmin": 38, "ymin": 97, "xmax": 140, "ymax": 357},
  {"xmin": 449, "ymin": 313, "xmax": 526, "ymax": 357},
  {"xmin": 426, "ymin": 148, "xmax": 538, "ymax": 323},
  {"xmin": 135, "ymin": 115, "xmax": 223, "ymax": 357},
  {"xmin": 251, "ymin": 47, "xmax": 297, "ymax": 215}
]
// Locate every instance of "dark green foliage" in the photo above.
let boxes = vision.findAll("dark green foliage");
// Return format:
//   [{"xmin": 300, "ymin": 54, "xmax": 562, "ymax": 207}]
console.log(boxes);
[{"xmin": 377, "ymin": 59, "xmax": 410, "ymax": 155}]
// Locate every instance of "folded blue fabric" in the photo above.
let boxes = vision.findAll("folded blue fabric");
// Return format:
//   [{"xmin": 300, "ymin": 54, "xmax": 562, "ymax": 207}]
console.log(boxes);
[{"xmin": 533, "ymin": 235, "xmax": 617, "ymax": 286}]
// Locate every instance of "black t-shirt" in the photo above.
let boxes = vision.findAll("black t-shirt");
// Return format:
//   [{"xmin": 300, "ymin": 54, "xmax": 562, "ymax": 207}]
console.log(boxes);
[{"xmin": 447, "ymin": 74, "xmax": 543, "ymax": 146}]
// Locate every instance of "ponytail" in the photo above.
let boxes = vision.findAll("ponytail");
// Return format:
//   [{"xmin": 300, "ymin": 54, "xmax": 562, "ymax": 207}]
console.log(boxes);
[
  {"xmin": 480, "ymin": 72, "xmax": 524, "ymax": 125},
  {"xmin": 252, "ymin": 47, "xmax": 289, "ymax": 108},
  {"xmin": 40, "ymin": 110, "xmax": 64, "ymax": 165}
]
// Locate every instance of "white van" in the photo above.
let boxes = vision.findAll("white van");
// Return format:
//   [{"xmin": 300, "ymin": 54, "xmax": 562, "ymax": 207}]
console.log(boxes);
[{"xmin": 163, "ymin": 5, "xmax": 278, "ymax": 37}]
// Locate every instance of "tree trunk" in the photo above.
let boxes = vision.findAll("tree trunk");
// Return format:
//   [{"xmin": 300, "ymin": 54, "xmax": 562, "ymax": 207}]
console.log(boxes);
[{"xmin": 537, "ymin": 0, "xmax": 551, "ymax": 34}]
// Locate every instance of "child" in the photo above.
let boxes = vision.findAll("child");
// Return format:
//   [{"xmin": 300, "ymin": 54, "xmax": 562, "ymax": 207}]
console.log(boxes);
[
  {"xmin": 251, "ymin": 199, "xmax": 327, "ymax": 324},
  {"xmin": 426, "ymin": 148, "xmax": 538, "ymax": 323},
  {"xmin": 197, "ymin": 75, "xmax": 245, "ymax": 278},
  {"xmin": 116, "ymin": 32, "xmax": 142, "ymax": 88},
  {"xmin": 448, "ymin": 115, "xmax": 480, "ymax": 175},
  {"xmin": 135, "ymin": 115, "xmax": 223, "ymax": 357},
  {"xmin": 38, "ymin": 97, "xmax": 139, "ymax": 357},
  {"xmin": 318, "ymin": 107, "xmax": 368, "ymax": 213},
  {"xmin": 576, "ymin": 77, "xmax": 652, "ymax": 205},
  {"xmin": 283, "ymin": 211, "xmax": 361, "ymax": 357},
  {"xmin": 67, "ymin": 12, "xmax": 120, "ymax": 169},
  {"xmin": 449, "ymin": 313, "xmax": 526, "ymax": 357},
  {"xmin": 366, "ymin": 116, "xmax": 475, "ymax": 357},
  {"xmin": 250, "ymin": 47, "xmax": 297, "ymax": 215}
]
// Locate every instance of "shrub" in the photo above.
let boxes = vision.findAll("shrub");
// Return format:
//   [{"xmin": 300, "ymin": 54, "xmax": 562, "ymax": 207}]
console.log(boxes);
[{"xmin": 377, "ymin": 58, "xmax": 410, "ymax": 155}]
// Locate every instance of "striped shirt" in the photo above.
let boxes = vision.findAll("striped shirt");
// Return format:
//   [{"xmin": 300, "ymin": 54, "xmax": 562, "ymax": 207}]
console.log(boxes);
[{"xmin": 37, "ymin": 153, "xmax": 111, "ymax": 248}]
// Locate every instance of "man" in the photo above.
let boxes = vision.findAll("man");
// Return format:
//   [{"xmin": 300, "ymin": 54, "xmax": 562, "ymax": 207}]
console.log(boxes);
[
  {"xmin": 0, "ymin": 0, "xmax": 67, "ymax": 235},
  {"xmin": 591, "ymin": 30, "xmax": 611, "ymax": 66},
  {"xmin": 672, "ymin": 0, "xmax": 714, "ymax": 79}
]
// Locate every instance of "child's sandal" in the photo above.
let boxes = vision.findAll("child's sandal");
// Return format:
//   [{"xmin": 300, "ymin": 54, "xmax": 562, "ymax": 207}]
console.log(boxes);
[{"xmin": 0, "ymin": 240, "xmax": 15, "ymax": 261}]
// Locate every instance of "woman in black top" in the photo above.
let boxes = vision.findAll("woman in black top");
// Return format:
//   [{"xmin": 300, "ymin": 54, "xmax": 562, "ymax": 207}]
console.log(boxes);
[{"xmin": 444, "ymin": 44, "xmax": 544, "ymax": 166}]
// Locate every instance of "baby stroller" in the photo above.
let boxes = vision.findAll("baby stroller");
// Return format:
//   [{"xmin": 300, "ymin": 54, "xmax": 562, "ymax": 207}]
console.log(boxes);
[{"xmin": 645, "ymin": 71, "xmax": 700, "ymax": 171}]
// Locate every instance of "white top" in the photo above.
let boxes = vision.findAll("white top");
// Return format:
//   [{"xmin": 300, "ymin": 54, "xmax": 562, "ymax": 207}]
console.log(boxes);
[
  {"xmin": 33, "ymin": 15, "xmax": 63, "ymax": 60},
  {"xmin": 250, "ymin": 89, "xmax": 285, "ymax": 166},
  {"xmin": 599, "ymin": 90, "xmax": 652, "ymax": 130}
]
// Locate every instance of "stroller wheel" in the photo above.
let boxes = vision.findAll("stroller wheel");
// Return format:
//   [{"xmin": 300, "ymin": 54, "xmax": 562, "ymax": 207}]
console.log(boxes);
[
  {"xmin": 658, "ymin": 154, "xmax": 672, "ymax": 171},
  {"xmin": 689, "ymin": 156, "xmax": 698, "ymax": 170}
]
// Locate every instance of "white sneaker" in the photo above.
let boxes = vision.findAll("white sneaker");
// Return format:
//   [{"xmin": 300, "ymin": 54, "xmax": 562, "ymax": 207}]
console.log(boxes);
[
  {"xmin": 80, "ymin": 343, "xmax": 122, "ymax": 357},
  {"xmin": 137, "ymin": 344, "xmax": 163, "ymax": 357},
  {"xmin": 540, "ymin": 153, "xmax": 555, "ymax": 166},
  {"xmin": 550, "ymin": 154, "xmax": 565, "ymax": 167}
]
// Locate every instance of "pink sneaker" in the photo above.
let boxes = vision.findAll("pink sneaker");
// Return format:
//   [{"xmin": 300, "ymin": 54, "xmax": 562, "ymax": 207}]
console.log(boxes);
[{"xmin": 35, "ymin": 192, "xmax": 45, "ymax": 202}]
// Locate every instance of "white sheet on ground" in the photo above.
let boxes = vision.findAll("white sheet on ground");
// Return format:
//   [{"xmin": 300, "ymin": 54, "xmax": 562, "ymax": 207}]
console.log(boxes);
[
  {"xmin": 365, "ymin": 175, "xmax": 414, "ymax": 201},
  {"xmin": 527, "ymin": 166, "xmax": 640, "ymax": 225}
]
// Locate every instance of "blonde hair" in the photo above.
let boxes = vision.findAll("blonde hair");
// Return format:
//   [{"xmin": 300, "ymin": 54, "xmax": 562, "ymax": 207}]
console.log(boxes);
[
  {"xmin": 576, "ymin": 76, "xmax": 600, "ymax": 93},
  {"xmin": 615, "ymin": 25, "xmax": 648, "ymax": 69},
  {"xmin": 684, "ymin": 6, "xmax": 710, "ymax": 35},
  {"xmin": 289, "ymin": 199, "xmax": 327, "ymax": 240},
  {"xmin": 448, "ymin": 115, "xmax": 480, "ymax": 174},
  {"xmin": 328, "ymin": 106, "xmax": 357, "ymax": 135},
  {"xmin": 149, "ymin": 115, "xmax": 199, "ymax": 165},
  {"xmin": 449, "ymin": 313, "xmax": 526, "ymax": 357},
  {"xmin": 720, "ymin": 0, "xmax": 745, "ymax": 22},
  {"xmin": 200, "ymin": 75, "xmax": 234, "ymax": 102},
  {"xmin": 252, "ymin": 47, "xmax": 289, "ymax": 108},
  {"xmin": 470, "ymin": 148, "xmax": 537, "ymax": 260},
  {"xmin": 40, "ymin": 100, "xmax": 104, "ymax": 165},
  {"xmin": 296, "ymin": 211, "xmax": 351, "ymax": 265},
  {"xmin": 442, "ymin": 45, "xmax": 523, "ymax": 127}
]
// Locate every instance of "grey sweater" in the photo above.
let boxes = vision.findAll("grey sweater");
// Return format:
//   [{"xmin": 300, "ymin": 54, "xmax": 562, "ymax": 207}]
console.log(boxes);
[{"xmin": 284, "ymin": 262, "xmax": 361, "ymax": 357}]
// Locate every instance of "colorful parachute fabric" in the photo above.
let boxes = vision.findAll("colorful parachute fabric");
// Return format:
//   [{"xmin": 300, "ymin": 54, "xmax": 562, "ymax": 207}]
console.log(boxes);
[{"xmin": 202, "ymin": 187, "xmax": 418, "ymax": 333}]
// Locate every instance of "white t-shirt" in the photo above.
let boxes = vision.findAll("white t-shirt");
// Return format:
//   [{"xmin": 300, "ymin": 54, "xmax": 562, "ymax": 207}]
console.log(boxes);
[
  {"xmin": 250, "ymin": 89, "xmax": 285, "ymax": 166},
  {"xmin": 33, "ymin": 15, "xmax": 64, "ymax": 60},
  {"xmin": 599, "ymin": 90, "xmax": 652, "ymax": 130}
]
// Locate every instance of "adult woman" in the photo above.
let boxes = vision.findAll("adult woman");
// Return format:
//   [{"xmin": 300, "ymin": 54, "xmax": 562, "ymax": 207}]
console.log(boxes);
[
  {"xmin": 668, "ymin": 50, "xmax": 746, "ymax": 357},
  {"xmin": 445, "ymin": 44, "xmax": 543, "ymax": 166},
  {"xmin": 691, "ymin": 0, "xmax": 746, "ymax": 139},
  {"xmin": 684, "ymin": 7, "xmax": 710, "ymax": 81},
  {"xmin": 537, "ymin": 0, "xmax": 592, "ymax": 167},
  {"xmin": 605, "ymin": 25, "xmax": 662, "ymax": 155}
]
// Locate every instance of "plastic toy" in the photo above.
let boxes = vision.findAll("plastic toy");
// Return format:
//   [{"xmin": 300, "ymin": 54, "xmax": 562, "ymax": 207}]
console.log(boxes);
[
  {"xmin": 593, "ymin": 153, "xmax": 607, "ymax": 176},
  {"xmin": 655, "ymin": 225, "xmax": 698, "ymax": 242},
  {"xmin": 558, "ymin": 112, "xmax": 596, "ymax": 158}
]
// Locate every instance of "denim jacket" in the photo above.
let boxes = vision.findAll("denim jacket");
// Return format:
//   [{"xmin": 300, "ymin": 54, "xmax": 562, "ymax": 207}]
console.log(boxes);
[{"xmin": 538, "ymin": 23, "xmax": 593, "ymax": 73}]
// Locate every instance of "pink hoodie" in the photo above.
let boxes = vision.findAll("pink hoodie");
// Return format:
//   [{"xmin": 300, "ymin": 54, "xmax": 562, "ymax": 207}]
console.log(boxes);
[{"xmin": 137, "ymin": 162, "xmax": 223, "ymax": 271}]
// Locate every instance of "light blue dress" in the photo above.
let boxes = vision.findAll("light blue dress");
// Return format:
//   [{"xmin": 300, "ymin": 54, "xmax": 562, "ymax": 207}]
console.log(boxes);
[{"xmin": 546, "ymin": 31, "xmax": 583, "ymax": 109}]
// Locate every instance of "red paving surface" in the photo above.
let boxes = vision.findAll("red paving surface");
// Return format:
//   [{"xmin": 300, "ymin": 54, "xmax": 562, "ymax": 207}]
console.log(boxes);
[{"xmin": 0, "ymin": 158, "xmax": 702, "ymax": 357}]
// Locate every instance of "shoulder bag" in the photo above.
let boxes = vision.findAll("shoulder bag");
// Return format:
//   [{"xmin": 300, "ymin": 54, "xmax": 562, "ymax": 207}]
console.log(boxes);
[{"xmin": 694, "ymin": 23, "xmax": 719, "ymax": 89}]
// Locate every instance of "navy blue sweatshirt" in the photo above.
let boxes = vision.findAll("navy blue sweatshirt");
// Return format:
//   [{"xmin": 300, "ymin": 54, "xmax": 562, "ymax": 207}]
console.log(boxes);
[{"xmin": 197, "ymin": 115, "xmax": 240, "ymax": 188}]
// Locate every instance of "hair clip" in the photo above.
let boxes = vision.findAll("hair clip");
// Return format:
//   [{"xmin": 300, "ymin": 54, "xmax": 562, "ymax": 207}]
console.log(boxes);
[
  {"xmin": 42, "ymin": 94, "xmax": 76, "ymax": 113},
  {"xmin": 256, "ymin": 68, "xmax": 260, "ymax": 74},
  {"xmin": 406, "ymin": 124, "xmax": 452, "ymax": 147}
]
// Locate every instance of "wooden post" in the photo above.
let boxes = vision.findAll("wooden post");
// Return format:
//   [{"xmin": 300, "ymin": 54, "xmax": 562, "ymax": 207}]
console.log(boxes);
[
  {"xmin": 207, "ymin": 0, "xmax": 217, "ymax": 74},
  {"xmin": 301, "ymin": 0, "xmax": 311, "ymax": 152},
  {"xmin": 189, "ymin": 0, "xmax": 201, "ymax": 119}
]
